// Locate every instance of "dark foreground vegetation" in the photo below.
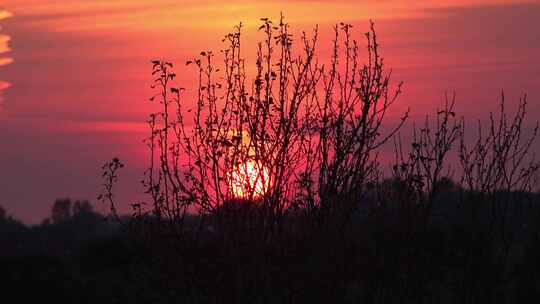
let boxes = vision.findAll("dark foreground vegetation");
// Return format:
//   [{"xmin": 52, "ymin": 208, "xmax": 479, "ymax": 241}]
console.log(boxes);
[
  {"xmin": 3, "ymin": 18, "xmax": 540, "ymax": 303},
  {"xmin": 3, "ymin": 188, "xmax": 540, "ymax": 303}
]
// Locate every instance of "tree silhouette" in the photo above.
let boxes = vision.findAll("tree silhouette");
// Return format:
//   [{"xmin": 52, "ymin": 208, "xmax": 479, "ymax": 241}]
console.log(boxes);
[{"xmin": 51, "ymin": 198, "xmax": 72, "ymax": 224}]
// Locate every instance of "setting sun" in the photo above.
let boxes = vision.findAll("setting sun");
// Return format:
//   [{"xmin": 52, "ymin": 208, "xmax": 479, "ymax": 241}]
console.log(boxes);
[{"xmin": 228, "ymin": 159, "xmax": 271, "ymax": 200}]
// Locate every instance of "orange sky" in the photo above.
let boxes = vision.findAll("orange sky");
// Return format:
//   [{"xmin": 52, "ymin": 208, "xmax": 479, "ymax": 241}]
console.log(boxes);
[{"xmin": 1, "ymin": 0, "xmax": 539, "ymax": 223}]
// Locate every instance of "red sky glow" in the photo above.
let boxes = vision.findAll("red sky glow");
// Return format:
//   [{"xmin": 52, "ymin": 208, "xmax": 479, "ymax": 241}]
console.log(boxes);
[{"xmin": 0, "ymin": 0, "xmax": 539, "ymax": 223}]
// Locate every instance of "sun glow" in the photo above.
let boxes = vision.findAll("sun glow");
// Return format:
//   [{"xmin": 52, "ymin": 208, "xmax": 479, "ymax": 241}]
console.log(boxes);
[{"xmin": 228, "ymin": 159, "xmax": 271, "ymax": 200}]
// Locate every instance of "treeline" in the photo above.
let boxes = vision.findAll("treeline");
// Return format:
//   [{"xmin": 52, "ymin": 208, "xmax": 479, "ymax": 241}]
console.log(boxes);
[
  {"xmin": 0, "ymin": 199, "xmax": 120, "ymax": 257},
  {"xmin": 0, "ymin": 199, "xmax": 132, "ymax": 303},
  {"xmin": 2, "ymin": 183, "xmax": 540, "ymax": 302}
]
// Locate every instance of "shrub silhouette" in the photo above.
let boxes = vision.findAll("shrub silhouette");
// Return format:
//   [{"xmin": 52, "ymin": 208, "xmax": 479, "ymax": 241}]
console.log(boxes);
[{"xmin": 96, "ymin": 16, "xmax": 540, "ymax": 303}]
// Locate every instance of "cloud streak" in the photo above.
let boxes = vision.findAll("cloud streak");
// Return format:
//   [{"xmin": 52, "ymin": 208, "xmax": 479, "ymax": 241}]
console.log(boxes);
[{"xmin": 0, "ymin": 9, "xmax": 13, "ymax": 112}]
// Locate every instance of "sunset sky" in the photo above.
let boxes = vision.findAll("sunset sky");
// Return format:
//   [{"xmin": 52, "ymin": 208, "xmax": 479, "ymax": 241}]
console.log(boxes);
[{"xmin": 1, "ymin": 0, "xmax": 539, "ymax": 223}]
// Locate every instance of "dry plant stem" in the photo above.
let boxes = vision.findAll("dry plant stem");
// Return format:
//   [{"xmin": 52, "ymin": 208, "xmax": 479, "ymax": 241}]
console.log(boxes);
[
  {"xmin": 393, "ymin": 94, "xmax": 461, "ymax": 225},
  {"xmin": 458, "ymin": 93, "xmax": 539, "ymax": 290},
  {"xmin": 98, "ymin": 157, "xmax": 124, "ymax": 223},
  {"xmin": 315, "ymin": 21, "xmax": 408, "ymax": 228}
]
